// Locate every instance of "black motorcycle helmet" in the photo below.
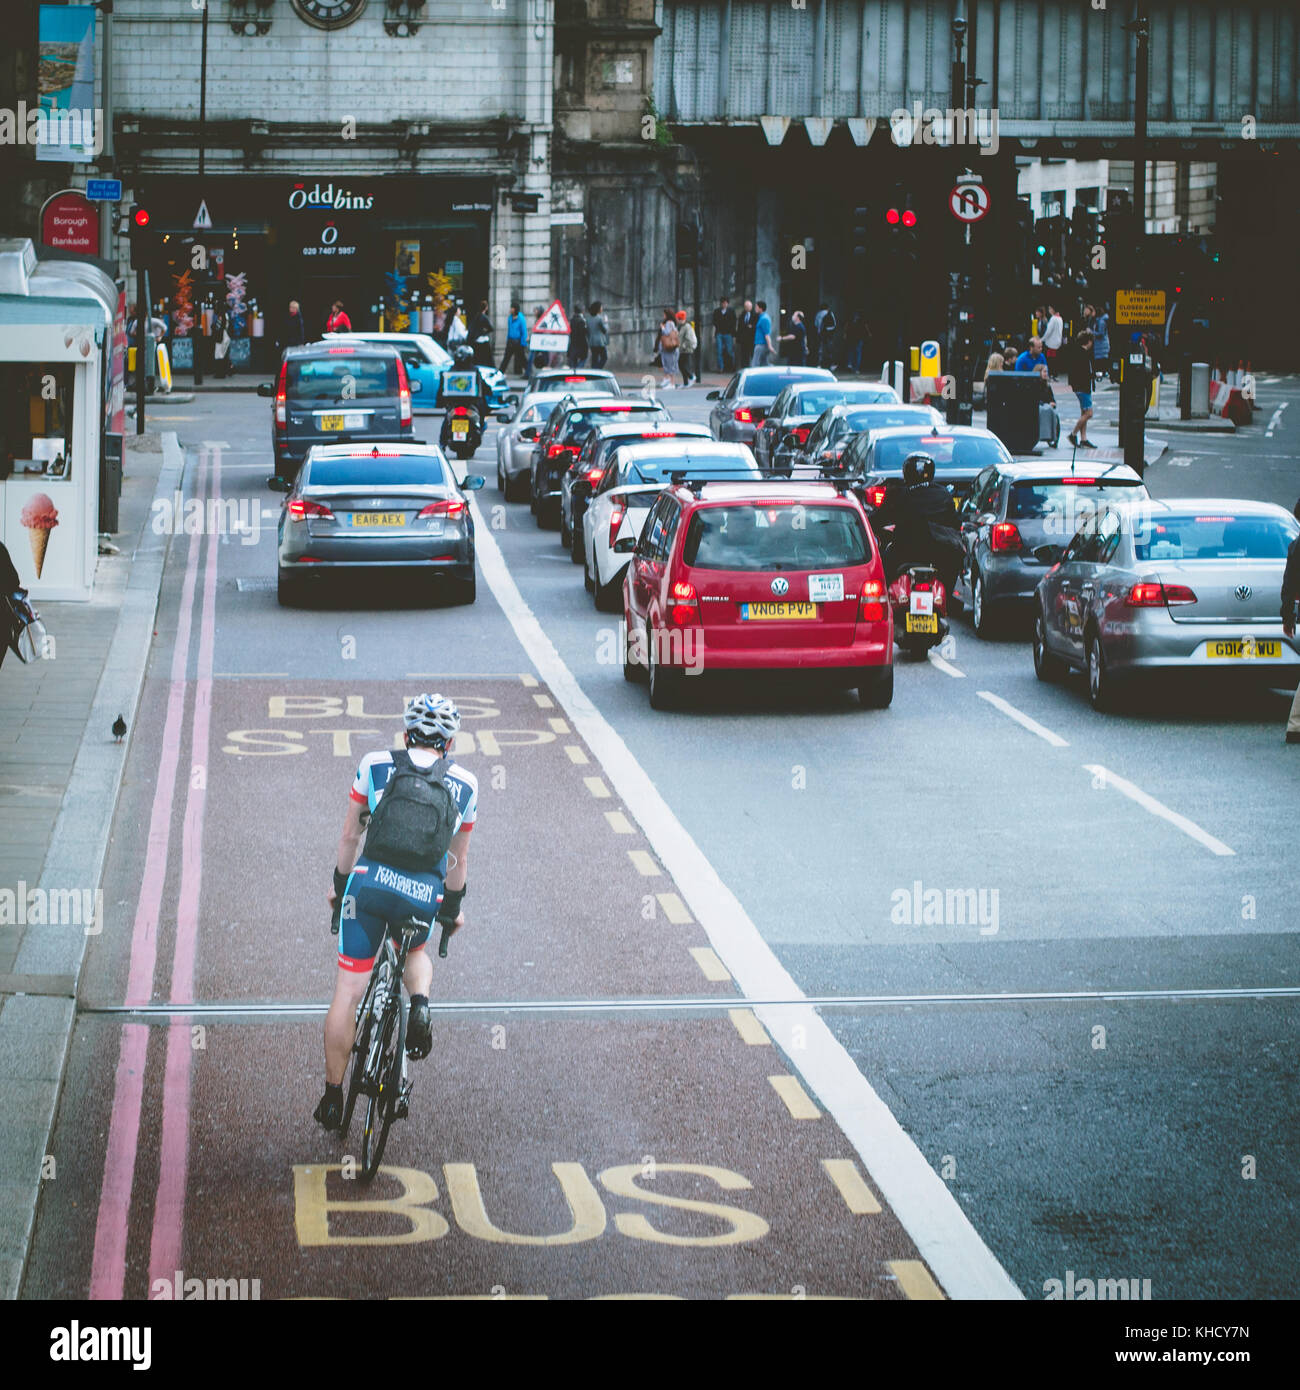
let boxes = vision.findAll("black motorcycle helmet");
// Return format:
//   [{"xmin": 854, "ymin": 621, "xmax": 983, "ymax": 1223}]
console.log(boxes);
[
  {"xmin": 452, "ymin": 344, "xmax": 475, "ymax": 367},
  {"xmin": 902, "ymin": 451, "xmax": 936, "ymax": 486}
]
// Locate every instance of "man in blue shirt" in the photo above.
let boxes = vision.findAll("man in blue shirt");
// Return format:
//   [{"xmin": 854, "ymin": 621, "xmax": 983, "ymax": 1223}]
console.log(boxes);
[
  {"xmin": 751, "ymin": 300, "xmax": 775, "ymax": 366},
  {"xmin": 501, "ymin": 303, "xmax": 528, "ymax": 376},
  {"xmin": 1014, "ymin": 335, "xmax": 1048, "ymax": 376}
]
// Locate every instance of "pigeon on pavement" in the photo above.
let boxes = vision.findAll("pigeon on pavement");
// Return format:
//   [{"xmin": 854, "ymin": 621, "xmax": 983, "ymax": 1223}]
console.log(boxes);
[{"xmin": 112, "ymin": 715, "xmax": 127, "ymax": 743}]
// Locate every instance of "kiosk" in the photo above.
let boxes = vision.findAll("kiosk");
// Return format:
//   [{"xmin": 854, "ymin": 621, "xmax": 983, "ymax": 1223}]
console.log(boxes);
[{"xmin": 0, "ymin": 239, "xmax": 117, "ymax": 601}]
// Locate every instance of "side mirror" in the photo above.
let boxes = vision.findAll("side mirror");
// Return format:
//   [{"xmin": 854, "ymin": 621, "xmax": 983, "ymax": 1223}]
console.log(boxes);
[
  {"xmin": 461, "ymin": 474, "xmax": 486, "ymax": 491},
  {"xmin": 519, "ymin": 426, "xmax": 539, "ymax": 441},
  {"xmin": 1033, "ymin": 543, "xmax": 1063, "ymax": 564},
  {"xmin": 404, "ymin": 356, "xmax": 423, "ymax": 372},
  {"xmin": 267, "ymin": 475, "xmax": 290, "ymax": 492},
  {"xmin": 506, "ymin": 394, "xmax": 519, "ymax": 407},
  {"xmin": 257, "ymin": 382, "xmax": 274, "ymax": 398},
  {"xmin": 614, "ymin": 537, "xmax": 637, "ymax": 554},
  {"xmin": 706, "ymin": 390, "xmax": 720, "ymax": 400}
]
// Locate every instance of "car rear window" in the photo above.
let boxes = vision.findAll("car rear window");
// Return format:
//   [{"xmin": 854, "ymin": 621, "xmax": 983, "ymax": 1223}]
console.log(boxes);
[
  {"xmin": 1132, "ymin": 513, "xmax": 1298, "ymax": 562},
  {"xmin": 307, "ymin": 456, "xmax": 447, "ymax": 488},
  {"xmin": 628, "ymin": 454, "xmax": 758, "ymax": 484},
  {"xmin": 682, "ymin": 504, "xmax": 870, "ymax": 571},
  {"xmin": 839, "ymin": 385, "xmax": 899, "ymax": 404},
  {"xmin": 1007, "ymin": 478, "xmax": 1144, "ymax": 519},
  {"xmin": 843, "ymin": 406, "xmax": 935, "ymax": 432},
  {"xmin": 288, "ymin": 355, "xmax": 397, "ymax": 401},
  {"xmin": 871, "ymin": 434, "xmax": 1006, "ymax": 473},
  {"xmin": 791, "ymin": 388, "xmax": 850, "ymax": 416},
  {"xmin": 742, "ymin": 371, "xmax": 828, "ymax": 397}
]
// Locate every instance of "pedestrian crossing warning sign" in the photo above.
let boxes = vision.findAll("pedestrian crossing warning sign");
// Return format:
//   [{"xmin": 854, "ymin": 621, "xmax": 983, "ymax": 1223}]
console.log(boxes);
[
  {"xmin": 193, "ymin": 199, "xmax": 213, "ymax": 230},
  {"xmin": 530, "ymin": 300, "xmax": 570, "ymax": 352}
]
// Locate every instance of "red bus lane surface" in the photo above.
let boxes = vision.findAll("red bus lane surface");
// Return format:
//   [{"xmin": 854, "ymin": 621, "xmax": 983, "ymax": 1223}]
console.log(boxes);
[
  {"xmin": 19, "ymin": 454, "xmax": 999, "ymax": 1301},
  {"xmin": 25, "ymin": 670, "xmax": 944, "ymax": 1298}
]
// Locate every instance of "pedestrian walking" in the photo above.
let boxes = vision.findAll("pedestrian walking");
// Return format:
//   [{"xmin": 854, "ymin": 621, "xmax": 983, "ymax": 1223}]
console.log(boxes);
[
  {"xmin": 568, "ymin": 307, "xmax": 589, "ymax": 368},
  {"xmin": 469, "ymin": 299, "xmax": 494, "ymax": 366},
  {"xmin": 587, "ymin": 302, "xmax": 609, "ymax": 369},
  {"xmin": 325, "ymin": 300, "xmax": 352, "ymax": 334},
  {"xmin": 1042, "ymin": 304, "xmax": 1064, "ymax": 377},
  {"xmin": 736, "ymin": 299, "xmax": 757, "ymax": 370},
  {"xmin": 1282, "ymin": 498, "xmax": 1300, "ymax": 744},
  {"xmin": 1065, "ymin": 331, "xmax": 1096, "ymax": 448},
  {"xmin": 676, "ymin": 311, "xmax": 697, "ymax": 385},
  {"xmin": 844, "ymin": 311, "xmax": 865, "ymax": 373},
  {"xmin": 779, "ymin": 309, "xmax": 807, "ymax": 366},
  {"xmin": 658, "ymin": 310, "xmax": 680, "ymax": 388},
  {"xmin": 712, "ymin": 296, "xmax": 736, "ymax": 374},
  {"xmin": 447, "ymin": 302, "xmax": 468, "ymax": 347},
  {"xmin": 282, "ymin": 299, "xmax": 307, "ymax": 352},
  {"xmin": 501, "ymin": 303, "xmax": 528, "ymax": 375},
  {"xmin": 812, "ymin": 303, "xmax": 837, "ymax": 367},
  {"xmin": 751, "ymin": 300, "xmax": 776, "ymax": 366}
]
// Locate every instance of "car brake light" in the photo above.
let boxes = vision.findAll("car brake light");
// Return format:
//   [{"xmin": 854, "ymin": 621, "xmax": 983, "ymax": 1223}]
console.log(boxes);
[
  {"xmin": 547, "ymin": 443, "xmax": 571, "ymax": 458},
  {"xmin": 395, "ymin": 356, "xmax": 412, "ymax": 425},
  {"xmin": 670, "ymin": 579, "xmax": 700, "ymax": 626},
  {"xmin": 275, "ymin": 361, "xmax": 288, "ymax": 429},
  {"xmin": 1128, "ymin": 582, "xmax": 1197, "ymax": 606},
  {"xmin": 734, "ymin": 408, "xmax": 754, "ymax": 423},
  {"xmin": 326, "ymin": 347, "xmax": 356, "ymax": 354},
  {"xmin": 418, "ymin": 499, "xmax": 466, "ymax": 519},
  {"xmin": 609, "ymin": 504, "xmax": 625, "ymax": 550},
  {"xmin": 1058, "ymin": 477, "xmax": 1097, "ymax": 485},
  {"xmin": 990, "ymin": 521, "xmax": 1023, "ymax": 552},
  {"xmin": 640, "ymin": 430, "xmax": 675, "ymax": 438},
  {"xmin": 585, "ymin": 468, "xmax": 604, "ymax": 483},
  {"xmin": 790, "ymin": 426, "xmax": 811, "ymax": 445},
  {"xmin": 287, "ymin": 498, "xmax": 334, "ymax": 521},
  {"xmin": 599, "ymin": 404, "xmax": 632, "ymax": 412},
  {"xmin": 865, "ymin": 485, "xmax": 887, "ymax": 508},
  {"xmin": 859, "ymin": 578, "xmax": 886, "ymax": 622}
]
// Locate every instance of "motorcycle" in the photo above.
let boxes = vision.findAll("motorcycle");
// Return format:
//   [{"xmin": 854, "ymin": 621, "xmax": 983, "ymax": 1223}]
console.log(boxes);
[
  {"xmin": 440, "ymin": 400, "xmax": 484, "ymax": 461},
  {"xmin": 888, "ymin": 563, "xmax": 949, "ymax": 658}
]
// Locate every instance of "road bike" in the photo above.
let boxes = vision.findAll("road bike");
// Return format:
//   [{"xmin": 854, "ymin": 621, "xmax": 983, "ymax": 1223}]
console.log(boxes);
[{"xmin": 339, "ymin": 914, "xmax": 453, "ymax": 1180}]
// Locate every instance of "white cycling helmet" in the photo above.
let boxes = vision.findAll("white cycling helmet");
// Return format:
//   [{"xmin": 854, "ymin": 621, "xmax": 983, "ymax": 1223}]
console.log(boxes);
[{"xmin": 404, "ymin": 692, "xmax": 460, "ymax": 746}]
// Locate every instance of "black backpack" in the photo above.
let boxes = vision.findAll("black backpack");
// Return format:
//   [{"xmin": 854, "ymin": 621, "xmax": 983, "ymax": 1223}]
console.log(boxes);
[{"xmin": 363, "ymin": 750, "xmax": 459, "ymax": 875}]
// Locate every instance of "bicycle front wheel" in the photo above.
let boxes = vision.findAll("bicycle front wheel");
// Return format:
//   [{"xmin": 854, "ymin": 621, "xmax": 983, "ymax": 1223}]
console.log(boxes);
[{"xmin": 360, "ymin": 992, "xmax": 407, "ymax": 1180}]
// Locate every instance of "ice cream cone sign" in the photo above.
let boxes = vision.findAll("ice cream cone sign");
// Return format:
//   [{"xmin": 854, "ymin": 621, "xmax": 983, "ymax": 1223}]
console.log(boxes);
[{"xmin": 21, "ymin": 493, "xmax": 59, "ymax": 579}]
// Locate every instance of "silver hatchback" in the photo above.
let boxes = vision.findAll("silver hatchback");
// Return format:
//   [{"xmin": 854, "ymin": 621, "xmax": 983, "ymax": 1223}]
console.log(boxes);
[{"xmin": 1033, "ymin": 497, "xmax": 1300, "ymax": 710}]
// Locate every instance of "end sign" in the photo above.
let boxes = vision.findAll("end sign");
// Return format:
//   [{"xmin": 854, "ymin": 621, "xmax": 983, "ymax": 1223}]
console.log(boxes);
[{"xmin": 86, "ymin": 178, "xmax": 123, "ymax": 202}]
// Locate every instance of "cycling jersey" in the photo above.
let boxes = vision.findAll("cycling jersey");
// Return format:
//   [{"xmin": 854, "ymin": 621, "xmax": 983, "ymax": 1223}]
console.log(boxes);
[{"xmin": 339, "ymin": 748, "xmax": 478, "ymax": 972}]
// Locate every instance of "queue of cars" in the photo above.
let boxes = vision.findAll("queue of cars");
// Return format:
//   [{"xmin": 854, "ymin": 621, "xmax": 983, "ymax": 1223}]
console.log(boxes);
[{"xmin": 262, "ymin": 342, "xmax": 1300, "ymax": 715}]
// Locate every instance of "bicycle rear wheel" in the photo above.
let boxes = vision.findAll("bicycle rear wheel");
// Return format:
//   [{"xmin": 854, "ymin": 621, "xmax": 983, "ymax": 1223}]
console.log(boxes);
[
  {"xmin": 340, "ymin": 966, "xmax": 383, "ymax": 1142},
  {"xmin": 360, "ymin": 991, "xmax": 407, "ymax": 1179}
]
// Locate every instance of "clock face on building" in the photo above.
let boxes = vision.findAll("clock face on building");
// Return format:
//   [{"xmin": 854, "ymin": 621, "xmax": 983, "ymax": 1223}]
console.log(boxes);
[{"xmin": 291, "ymin": 0, "xmax": 367, "ymax": 30}]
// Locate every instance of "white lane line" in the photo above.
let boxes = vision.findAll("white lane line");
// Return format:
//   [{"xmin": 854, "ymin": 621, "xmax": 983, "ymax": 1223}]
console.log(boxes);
[
  {"xmin": 1082, "ymin": 764, "xmax": 1235, "ymax": 856},
  {"xmin": 977, "ymin": 691, "xmax": 1069, "ymax": 748},
  {"xmin": 1166, "ymin": 456, "xmax": 1194, "ymax": 468},
  {"xmin": 468, "ymin": 495, "xmax": 1022, "ymax": 1301},
  {"xmin": 1265, "ymin": 401, "xmax": 1287, "ymax": 437},
  {"xmin": 927, "ymin": 652, "xmax": 965, "ymax": 678}
]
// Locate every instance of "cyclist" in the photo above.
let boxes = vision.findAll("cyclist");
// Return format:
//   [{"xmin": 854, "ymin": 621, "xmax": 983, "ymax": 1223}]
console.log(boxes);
[{"xmin": 315, "ymin": 694, "xmax": 477, "ymax": 1130}]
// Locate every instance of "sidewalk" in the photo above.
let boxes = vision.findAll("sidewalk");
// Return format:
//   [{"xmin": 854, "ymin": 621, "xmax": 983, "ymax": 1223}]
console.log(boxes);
[{"xmin": 0, "ymin": 430, "xmax": 182, "ymax": 1299}]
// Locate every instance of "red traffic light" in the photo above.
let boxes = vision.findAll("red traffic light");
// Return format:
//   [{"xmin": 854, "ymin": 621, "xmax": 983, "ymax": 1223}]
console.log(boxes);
[
  {"xmin": 132, "ymin": 207, "xmax": 150, "ymax": 228},
  {"xmin": 1174, "ymin": 284, "xmax": 1182, "ymax": 295},
  {"xmin": 885, "ymin": 208, "xmax": 900, "ymax": 225},
  {"xmin": 901, "ymin": 209, "xmax": 917, "ymax": 228}
]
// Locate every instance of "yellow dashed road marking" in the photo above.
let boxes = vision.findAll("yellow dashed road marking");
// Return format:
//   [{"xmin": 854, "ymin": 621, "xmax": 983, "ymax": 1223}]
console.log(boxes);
[
  {"xmin": 604, "ymin": 810, "xmax": 634, "ymax": 834},
  {"xmin": 548, "ymin": 717, "xmax": 570, "ymax": 734},
  {"xmin": 565, "ymin": 745, "xmax": 589, "ymax": 765},
  {"xmin": 583, "ymin": 776, "xmax": 610, "ymax": 798},
  {"xmin": 520, "ymin": 674, "xmax": 538, "ymax": 687},
  {"xmin": 821, "ymin": 1159, "xmax": 882, "ymax": 1214},
  {"xmin": 689, "ymin": 947, "xmax": 731, "ymax": 982},
  {"xmin": 769, "ymin": 1075, "xmax": 821, "ymax": 1120},
  {"xmin": 728, "ymin": 1009, "xmax": 771, "ymax": 1046},
  {"xmin": 889, "ymin": 1260, "xmax": 945, "ymax": 1300},
  {"xmin": 628, "ymin": 850, "xmax": 661, "ymax": 877},
  {"xmin": 655, "ymin": 892, "xmax": 692, "ymax": 923},
  {"xmin": 533, "ymin": 693, "xmax": 554, "ymax": 708}
]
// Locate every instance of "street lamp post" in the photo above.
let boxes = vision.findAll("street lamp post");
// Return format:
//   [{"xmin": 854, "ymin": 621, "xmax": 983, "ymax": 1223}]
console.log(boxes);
[{"xmin": 1120, "ymin": 15, "xmax": 1151, "ymax": 474}]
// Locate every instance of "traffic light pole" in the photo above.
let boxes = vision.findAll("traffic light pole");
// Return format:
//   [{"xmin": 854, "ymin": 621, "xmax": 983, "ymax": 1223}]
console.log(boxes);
[
  {"xmin": 948, "ymin": 18, "xmax": 975, "ymax": 426},
  {"xmin": 135, "ymin": 267, "xmax": 147, "ymax": 435}
]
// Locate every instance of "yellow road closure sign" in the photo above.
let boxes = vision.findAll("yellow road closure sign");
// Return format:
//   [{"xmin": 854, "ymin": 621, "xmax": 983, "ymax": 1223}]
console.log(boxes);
[{"xmin": 1116, "ymin": 289, "xmax": 1167, "ymax": 325}]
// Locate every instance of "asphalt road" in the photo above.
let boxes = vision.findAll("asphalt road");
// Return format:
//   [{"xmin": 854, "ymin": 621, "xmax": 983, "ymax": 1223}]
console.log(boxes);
[{"xmin": 22, "ymin": 376, "xmax": 1299, "ymax": 1301}]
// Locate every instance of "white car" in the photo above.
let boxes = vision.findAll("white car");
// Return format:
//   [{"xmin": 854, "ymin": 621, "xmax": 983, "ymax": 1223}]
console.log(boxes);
[{"xmin": 582, "ymin": 440, "xmax": 761, "ymax": 611}]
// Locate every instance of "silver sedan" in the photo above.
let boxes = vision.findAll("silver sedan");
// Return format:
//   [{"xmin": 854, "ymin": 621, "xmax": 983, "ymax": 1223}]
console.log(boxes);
[
  {"xmin": 495, "ymin": 392, "xmax": 568, "ymax": 501},
  {"xmin": 1033, "ymin": 497, "xmax": 1300, "ymax": 710}
]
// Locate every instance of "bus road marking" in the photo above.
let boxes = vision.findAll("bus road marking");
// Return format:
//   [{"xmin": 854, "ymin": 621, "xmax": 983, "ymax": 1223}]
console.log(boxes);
[
  {"xmin": 769, "ymin": 1075, "xmax": 821, "ymax": 1120},
  {"xmin": 728, "ymin": 1009, "xmax": 771, "ymax": 1046},
  {"xmin": 821, "ymin": 1159, "xmax": 882, "ymax": 1214}
]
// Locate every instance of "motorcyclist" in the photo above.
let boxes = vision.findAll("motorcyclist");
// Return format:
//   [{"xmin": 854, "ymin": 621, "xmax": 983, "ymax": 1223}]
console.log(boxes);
[
  {"xmin": 438, "ymin": 344, "xmax": 486, "ymax": 455},
  {"xmin": 870, "ymin": 451, "xmax": 963, "ymax": 595}
]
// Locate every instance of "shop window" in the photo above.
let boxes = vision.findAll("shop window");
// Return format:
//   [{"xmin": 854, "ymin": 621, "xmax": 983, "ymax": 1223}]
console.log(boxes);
[{"xmin": 0, "ymin": 363, "xmax": 75, "ymax": 483}]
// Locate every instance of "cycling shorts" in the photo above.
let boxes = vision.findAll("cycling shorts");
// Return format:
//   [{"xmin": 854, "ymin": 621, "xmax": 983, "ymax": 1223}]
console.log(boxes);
[{"xmin": 338, "ymin": 856, "xmax": 443, "ymax": 973}]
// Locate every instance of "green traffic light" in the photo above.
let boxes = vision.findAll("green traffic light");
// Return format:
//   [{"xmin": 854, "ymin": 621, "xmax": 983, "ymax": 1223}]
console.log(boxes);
[{"xmin": 1035, "ymin": 244, "xmax": 1047, "ymax": 257}]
